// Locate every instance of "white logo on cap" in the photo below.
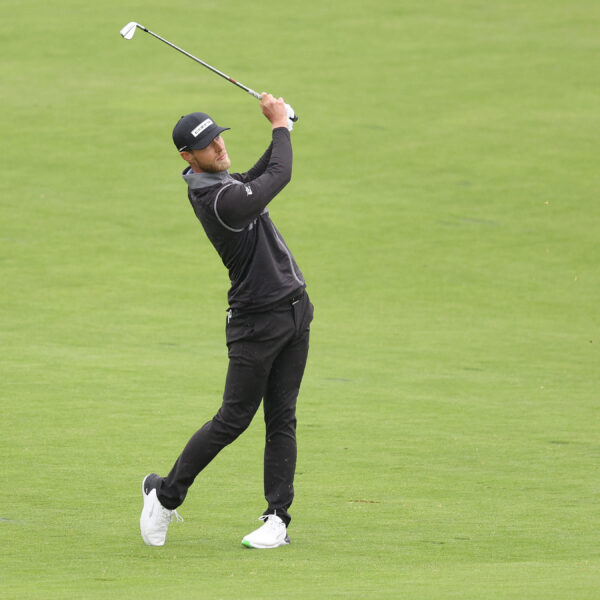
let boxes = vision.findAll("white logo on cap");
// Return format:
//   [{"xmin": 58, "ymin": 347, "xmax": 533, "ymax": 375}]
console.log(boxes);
[{"xmin": 191, "ymin": 118, "xmax": 213, "ymax": 137}]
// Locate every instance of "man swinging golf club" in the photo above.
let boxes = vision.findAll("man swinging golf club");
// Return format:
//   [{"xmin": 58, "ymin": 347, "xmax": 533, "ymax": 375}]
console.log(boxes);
[{"xmin": 139, "ymin": 93, "xmax": 313, "ymax": 549}]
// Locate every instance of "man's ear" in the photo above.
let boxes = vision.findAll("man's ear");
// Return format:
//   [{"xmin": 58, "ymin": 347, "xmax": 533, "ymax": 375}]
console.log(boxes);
[{"xmin": 180, "ymin": 150, "xmax": 193, "ymax": 163}]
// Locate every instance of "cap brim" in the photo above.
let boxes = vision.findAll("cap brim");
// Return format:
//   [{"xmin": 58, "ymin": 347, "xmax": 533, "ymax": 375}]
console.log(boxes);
[{"xmin": 188, "ymin": 126, "xmax": 230, "ymax": 150}]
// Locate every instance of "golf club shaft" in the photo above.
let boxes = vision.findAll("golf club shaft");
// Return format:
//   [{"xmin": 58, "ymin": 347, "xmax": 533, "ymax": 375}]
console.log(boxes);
[{"xmin": 137, "ymin": 24, "xmax": 262, "ymax": 100}]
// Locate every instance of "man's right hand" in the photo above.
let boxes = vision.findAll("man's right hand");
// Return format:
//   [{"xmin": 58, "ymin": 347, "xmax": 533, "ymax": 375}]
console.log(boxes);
[{"xmin": 261, "ymin": 93, "xmax": 290, "ymax": 130}]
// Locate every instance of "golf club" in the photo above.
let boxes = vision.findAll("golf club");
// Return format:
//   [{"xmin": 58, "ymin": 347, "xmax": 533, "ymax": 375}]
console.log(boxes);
[{"xmin": 119, "ymin": 22, "xmax": 298, "ymax": 122}]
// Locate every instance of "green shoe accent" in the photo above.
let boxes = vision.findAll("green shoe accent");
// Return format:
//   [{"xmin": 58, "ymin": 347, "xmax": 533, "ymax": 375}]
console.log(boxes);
[{"xmin": 242, "ymin": 540, "xmax": 253, "ymax": 548}]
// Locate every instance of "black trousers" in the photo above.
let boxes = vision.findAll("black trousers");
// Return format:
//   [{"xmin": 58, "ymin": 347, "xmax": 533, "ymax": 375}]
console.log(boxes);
[{"xmin": 157, "ymin": 291, "xmax": 313, "ymax": 526}]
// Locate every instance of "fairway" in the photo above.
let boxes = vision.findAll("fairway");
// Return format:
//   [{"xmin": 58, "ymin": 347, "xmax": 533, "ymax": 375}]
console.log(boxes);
[{"xmin": 1, "ymin": 1, "xmax": 599, "ymax": 598}]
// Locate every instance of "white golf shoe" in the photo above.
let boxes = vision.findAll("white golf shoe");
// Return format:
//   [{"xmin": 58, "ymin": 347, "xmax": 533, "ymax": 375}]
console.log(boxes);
[
  {"xmin": 140, "ymin": 473, "xmax": 183, "ymax": 546},
  {"xmin": 241, "ymin": 514, "xmax": 290, "ymax": 549}
]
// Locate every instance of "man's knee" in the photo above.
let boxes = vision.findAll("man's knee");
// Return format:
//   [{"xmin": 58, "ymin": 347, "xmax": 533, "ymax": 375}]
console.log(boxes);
[
  {"xmin": 212, "ymin": 404, "xmax": 257, "ymax": 442},
  {"xmin": 265, "ymin": 405, "xmax": 297, "ymax": 435}
]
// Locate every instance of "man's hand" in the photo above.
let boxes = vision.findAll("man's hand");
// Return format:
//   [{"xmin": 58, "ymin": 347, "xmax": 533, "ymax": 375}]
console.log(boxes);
[
  {"xmin": 261, "ymin": 93, "xmax": 292, "ymax": 130},
  {"xmin": 285, "ymin": 103, "xmax": 296, "ymax": 131}
]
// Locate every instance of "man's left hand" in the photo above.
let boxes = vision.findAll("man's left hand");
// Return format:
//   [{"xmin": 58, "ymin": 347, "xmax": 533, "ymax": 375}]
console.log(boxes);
[{"xmin": 285, "ymin": 104, "xmax": 297, "ymax": 131}]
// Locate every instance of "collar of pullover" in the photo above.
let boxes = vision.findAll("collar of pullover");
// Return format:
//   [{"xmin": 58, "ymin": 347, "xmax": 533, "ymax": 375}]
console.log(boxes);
[{"xmin": 181, "ymin": 168, "xmax": 237, "ymax": 190}]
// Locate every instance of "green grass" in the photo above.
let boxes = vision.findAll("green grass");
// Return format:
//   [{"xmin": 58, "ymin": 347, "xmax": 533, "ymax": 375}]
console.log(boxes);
[{"xmin": 1, "ymin": 0, "xmax": 599, "ymax": 598}]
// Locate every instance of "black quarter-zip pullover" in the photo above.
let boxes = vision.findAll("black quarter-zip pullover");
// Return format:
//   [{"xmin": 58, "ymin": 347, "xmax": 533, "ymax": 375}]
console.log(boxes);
[{"xmin": 182, "ymin": 127, "xmax": 305, "ymax": 311}]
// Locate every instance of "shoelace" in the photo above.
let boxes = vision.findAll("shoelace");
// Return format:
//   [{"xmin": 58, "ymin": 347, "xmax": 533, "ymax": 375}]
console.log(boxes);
[
  {"xmin": 171, "ymin": 510, "xmax": 184, "ymax": 523},
  {"xmin": 258, "ymin": 514, "xmax": 283, "ymax": 530},
  {"xmin": 159, "ymin": 507, "xmax": 184, "ymax": 525}
]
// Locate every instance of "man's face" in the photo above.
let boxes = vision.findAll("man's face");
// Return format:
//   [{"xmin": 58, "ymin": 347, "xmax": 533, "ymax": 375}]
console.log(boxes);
[{"xmin": 181, "ymin": 135, "xmax": 231, "ymax": 173}]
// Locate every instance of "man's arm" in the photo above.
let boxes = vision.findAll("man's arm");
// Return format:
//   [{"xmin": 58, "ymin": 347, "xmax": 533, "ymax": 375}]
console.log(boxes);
[
  {"xmin": 233, "ymin": 143, "xmax": 273, "ymax": 184},
  {"xmin": 216, "ymin": 128, "xmax": 291, "ymax": 229},
  {"xmin": 215, "ymin": 94, "xmax": 293, "ymax": 230},
  {"xmin": 233, "ymin": 93, "xmax": 290, "ymax": 183}
]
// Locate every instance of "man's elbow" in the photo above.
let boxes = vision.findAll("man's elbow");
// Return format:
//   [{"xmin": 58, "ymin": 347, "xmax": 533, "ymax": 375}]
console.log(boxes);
[
  {"xmin": 279, "ymin": 161, "xmax": 293, "ymax": 186},
  {"xmin": 270, "ymin": 165, "xmax": 292, "ymax": 188}
]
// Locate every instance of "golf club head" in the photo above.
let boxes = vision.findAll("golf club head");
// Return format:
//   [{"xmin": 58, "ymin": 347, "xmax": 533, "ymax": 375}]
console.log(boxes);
[{"xmin": 120, "ymin": 22, "xmax": 139, "ymax": 40}]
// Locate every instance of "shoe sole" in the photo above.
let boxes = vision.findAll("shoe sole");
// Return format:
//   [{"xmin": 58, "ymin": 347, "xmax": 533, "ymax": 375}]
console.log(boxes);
[{"xmin": 241, "ymin": 535, "xmax": 290, "ymax": 549}]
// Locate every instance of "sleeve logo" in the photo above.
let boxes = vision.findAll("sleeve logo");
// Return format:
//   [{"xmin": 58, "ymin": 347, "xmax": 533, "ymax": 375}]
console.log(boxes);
[{"xmin": 244, "ymin": 185, "xmax": 253, "ymax": 196}]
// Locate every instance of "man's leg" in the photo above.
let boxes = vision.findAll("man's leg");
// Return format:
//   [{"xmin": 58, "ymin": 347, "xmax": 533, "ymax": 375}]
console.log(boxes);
[
  {"xmin": 262, "ymin": 296, "xmax": 313, "ymax": 525},
  {"xmin": 157, "ymin": 354, "xmax": 268, "ymax": 510},
  {"xmin": 241, "ymin": 297, "xmax": 312, "ymax": 549}
]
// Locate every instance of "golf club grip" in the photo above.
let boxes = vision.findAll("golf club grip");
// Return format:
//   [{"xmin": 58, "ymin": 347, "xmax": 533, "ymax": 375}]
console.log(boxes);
[{"xmin": 248, "ymin": 89, "xmax": 299, "ymax": 121}]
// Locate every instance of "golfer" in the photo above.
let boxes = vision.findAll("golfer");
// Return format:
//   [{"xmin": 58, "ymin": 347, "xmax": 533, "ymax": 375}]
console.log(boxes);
[{"xmin": 140, "ymin": 94, "xmax": 313, "ymax": 549}]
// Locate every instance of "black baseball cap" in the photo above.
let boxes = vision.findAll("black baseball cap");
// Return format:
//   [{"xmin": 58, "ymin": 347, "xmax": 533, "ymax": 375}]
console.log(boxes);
[{"xmin": 172, "ymin": 112, "xmax": 230, "ymax": 152}]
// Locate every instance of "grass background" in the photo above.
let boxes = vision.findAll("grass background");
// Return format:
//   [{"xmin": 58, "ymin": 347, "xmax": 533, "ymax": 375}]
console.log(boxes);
[{"xmin": 1, "ymin": 0, "xmax": 599, "ymax": 598}]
